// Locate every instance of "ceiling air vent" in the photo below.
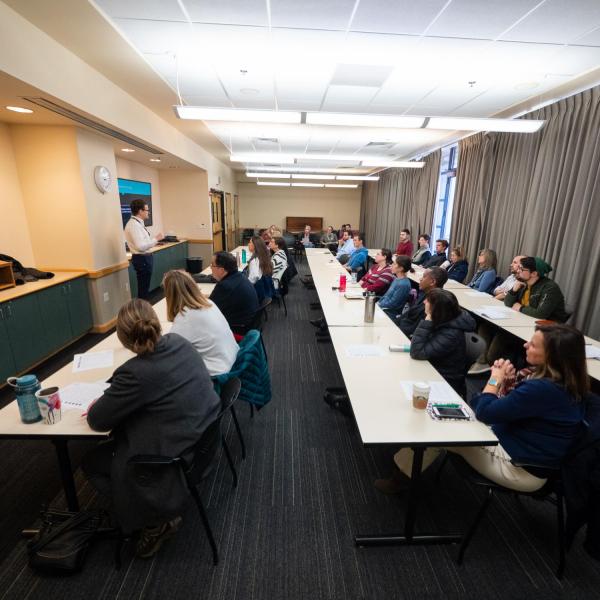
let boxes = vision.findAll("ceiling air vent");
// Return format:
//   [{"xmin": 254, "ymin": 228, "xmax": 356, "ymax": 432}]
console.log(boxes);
[{"xmin": 22, "ymin": 97, "xmax": 164, "ymax": 155}]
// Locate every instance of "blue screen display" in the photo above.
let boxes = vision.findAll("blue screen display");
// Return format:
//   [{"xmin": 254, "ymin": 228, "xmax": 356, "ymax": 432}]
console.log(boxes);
[{"xmin": 118, "ymin": 178, "xmax": 153, "ymax": 228}]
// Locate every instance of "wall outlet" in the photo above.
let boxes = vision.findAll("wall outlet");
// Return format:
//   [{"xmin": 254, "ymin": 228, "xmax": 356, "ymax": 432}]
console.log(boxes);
[{"xmin": 103, "ymin": 292, "xmax": 110, "ymax": 302}]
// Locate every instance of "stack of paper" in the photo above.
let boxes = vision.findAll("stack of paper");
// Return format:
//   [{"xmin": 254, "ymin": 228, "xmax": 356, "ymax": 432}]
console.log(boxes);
[
  {"xmin": 586, "ymin": 345, "xmax": 600, "ymax": 360},
  {"xmin": 72, "ymin": 350, "xmax": 114, "ymax": 372},
  {"xmin": 474, "ymin": 306, "xmax": 510, "ymax": 320},
  {"xmin": 60, "ymin": 381, "xmax": 110, "ymax": 412}
]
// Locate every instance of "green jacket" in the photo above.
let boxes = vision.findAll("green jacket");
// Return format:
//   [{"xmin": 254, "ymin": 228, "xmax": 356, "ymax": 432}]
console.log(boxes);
[{"xmin": 504, "ymin": 277, "xmax": 568, "ymax": 322}]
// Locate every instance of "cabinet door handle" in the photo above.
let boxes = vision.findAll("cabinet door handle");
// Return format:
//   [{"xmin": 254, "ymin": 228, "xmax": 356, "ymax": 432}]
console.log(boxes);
[
  {"xmin": 0, "ymin": 307, "xmax": 3, "ymax": 320},
  {"xmin": 6, "ymin": 304, "xmax": 12, "ymax": 318}
]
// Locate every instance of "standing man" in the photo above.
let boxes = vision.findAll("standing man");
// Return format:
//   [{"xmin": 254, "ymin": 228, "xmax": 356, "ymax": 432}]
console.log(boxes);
[{"xmin": 124, "ymin": 199, "xmax": 163, "ymax": 300}]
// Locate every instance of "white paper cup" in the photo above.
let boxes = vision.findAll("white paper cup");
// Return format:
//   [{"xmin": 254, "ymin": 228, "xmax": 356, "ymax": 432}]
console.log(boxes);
[
  {"xmin": 412, "ymin": 382, "xmax": 430, "ymax": 410},
  {"xmin": 35, "ymin": 386, "xmax": 62, "ymax": 424}
]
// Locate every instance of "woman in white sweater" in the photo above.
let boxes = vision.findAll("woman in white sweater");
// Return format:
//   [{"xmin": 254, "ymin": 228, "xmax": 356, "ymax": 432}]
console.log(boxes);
[
  {"xmin": 269, "ymin": 237, "xmax": 288, "ymax": 288},
  {"xmin": 163, "ymin": 270, "xmax": 238, "ymax": 376}
]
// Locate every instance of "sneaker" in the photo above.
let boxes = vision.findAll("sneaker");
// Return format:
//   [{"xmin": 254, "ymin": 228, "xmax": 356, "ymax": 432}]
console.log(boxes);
[
  {"xmin": 136, "ymin": 516, "xmax": 182, "ymax": 559},
  {"xmin": 374, "ymin": 470, "xmax": 410, "ymax": 495},
  {"xmin": 467, "ymin": 361, "xmax": 492, "ymax": 375}
]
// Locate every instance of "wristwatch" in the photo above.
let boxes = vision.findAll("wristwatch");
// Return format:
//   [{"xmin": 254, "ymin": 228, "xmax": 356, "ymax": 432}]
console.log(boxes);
[{"xmin": 487, "ymin": 377, "xmax": 500, "ymax": 388}]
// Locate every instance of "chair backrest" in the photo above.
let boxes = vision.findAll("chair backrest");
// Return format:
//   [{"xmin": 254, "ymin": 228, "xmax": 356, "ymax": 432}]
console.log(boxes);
[
  {"xmin": 407, "ymin": 288, "xmax": 418, "ymax": 306},
  {"xmin": 218, "ymin": 377, "xmax": 242, "ymax": 416},
  {"xmin": 464, "ymin": 331, "xmax": 487, "ymax": 365},
  {"xmin": 278, "ymin": 267, "xmax": 290, "ymax": 296}
]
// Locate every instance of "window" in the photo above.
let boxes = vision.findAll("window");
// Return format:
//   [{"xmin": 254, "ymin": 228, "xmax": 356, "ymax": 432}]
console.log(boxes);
[{"xmin": 431, "ymin": 144, "xmax": 458, "ymax": 246}]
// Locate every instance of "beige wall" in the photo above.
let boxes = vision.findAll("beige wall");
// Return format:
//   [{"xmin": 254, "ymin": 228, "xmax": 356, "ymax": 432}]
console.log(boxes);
[
  {"xmin": 115, "ymin": 157, "xmax": 164, "ymax": 237},
  {"xmin": 159, "ymin": 169, "xmax": 212, "ymax": 242},
  {"xmin": 237, "ymin": 183, "xmax": 362, "ymax": 231},
  {"xmin": 0, "ymin": 123, "xmax": 34, "ymax": 264},
  {"xmin": 76, "ymin": 129, "xmax": 125, "ymax": 270},
  {"xmin": 10, "ymin": 125, "xmax": 94, "ymax": 270}
]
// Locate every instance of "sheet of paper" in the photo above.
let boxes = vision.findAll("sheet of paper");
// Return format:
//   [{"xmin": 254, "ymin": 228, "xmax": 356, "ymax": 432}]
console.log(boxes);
[
  {"xmin": 586, "ymin": 345, "xmax": 600, "ymax": 360},
  {"xmin": 399, "ymin": 380, "xmax": 460, "ymax": 404},
  {"xmin": 344, "ymin": 291, "xmax": 364, "ymax": 299},
  {"xmin": 72, "ymin": 350, "xmax": 114, "ymax": 373},
  {"xmin": 474, "ymin": 306, "xmax": 510, "ymax": 320},
  {"xmin": 345, "ymin": 344, "xmax": 386, "ymax": 358},
  {"xmin": 60, "ymin": 381, "xmax": 110, "ymax": 411}
]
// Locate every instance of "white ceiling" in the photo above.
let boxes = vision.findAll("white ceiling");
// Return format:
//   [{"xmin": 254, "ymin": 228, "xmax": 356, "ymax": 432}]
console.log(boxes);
[{"xmin": 66, "ymin": 1, "xmax": 600, "ymax": 169}]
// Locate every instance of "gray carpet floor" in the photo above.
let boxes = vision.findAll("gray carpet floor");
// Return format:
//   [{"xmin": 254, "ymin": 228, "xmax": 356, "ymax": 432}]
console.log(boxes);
[{"xmin": 1, "ymin": 263, "xmax": 599, "ymax": 599}]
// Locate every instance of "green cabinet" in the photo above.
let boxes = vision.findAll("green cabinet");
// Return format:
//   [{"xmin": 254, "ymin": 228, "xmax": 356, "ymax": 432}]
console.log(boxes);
[
  {"xmin": 3, "ymin": 293, "xmax": 47, "ymax": 373},
  {"xmin": 66, "ymin": 277, "xmax": 93, "ymax": 338},
  {"xmin": 0, "ymin": 311, "xmax": 16, "ymax": 382},
  {"xmin": 0, "ymin": 275, "xmax": 93, "ymax": 379},
  {"xmin": 38, "ymin": 283, "xmax": 72, "ymax": 352},
  {"xmin": 130, "ymin": 242, "xmax": 188, "ymax": 297}
]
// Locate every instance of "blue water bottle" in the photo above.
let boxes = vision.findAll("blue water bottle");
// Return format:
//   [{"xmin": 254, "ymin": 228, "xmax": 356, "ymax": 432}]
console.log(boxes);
[
  {"xmin": 241, "ymin": 248, "xmax": 247, "ymax": 264},
  {"xmin": 7, "ymin": 374, "xmax": 42, "ymax": 423}
]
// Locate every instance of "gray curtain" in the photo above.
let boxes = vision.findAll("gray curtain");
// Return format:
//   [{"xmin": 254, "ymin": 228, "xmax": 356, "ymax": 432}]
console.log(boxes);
[
  {"xmin": 450, "ymin": 86, "xmax": 600, "ymax": 338},
  {"xmin": 360, "ymin": 150, "xmax": 441, "ymax": 251}
]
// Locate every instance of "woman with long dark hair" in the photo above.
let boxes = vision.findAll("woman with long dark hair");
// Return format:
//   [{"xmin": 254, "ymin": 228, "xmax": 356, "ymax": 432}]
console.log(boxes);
[
  {"xmin": 377, "ymin": 323, "xmax": 589, "ymax": 494},
  {"xmin": 247, "ymin": 235, "xmax": 274, "ymax": 302}
]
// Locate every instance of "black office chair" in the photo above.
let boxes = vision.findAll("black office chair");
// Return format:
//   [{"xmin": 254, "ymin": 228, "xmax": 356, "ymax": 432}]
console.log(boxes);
[
  {"xmin": 273, "ymin": 267, "xmax": 290, "ymax": 316},
  {"xmin": 450, "ymin": 422, "xmax": 600, "ymax": 579},
  {"xmin": 127, "ymin": 378, "xmax": 242, "ymax": 566}
]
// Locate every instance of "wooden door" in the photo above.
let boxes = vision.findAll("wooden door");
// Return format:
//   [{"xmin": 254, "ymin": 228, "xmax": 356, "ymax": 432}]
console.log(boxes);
[
  {"xmin": 211, "ymin": 191, "xmax": 224, "ymax": 252},
  {"xmin": 225, "ymin": 192, "xmax": 235, "ymax": 250}
]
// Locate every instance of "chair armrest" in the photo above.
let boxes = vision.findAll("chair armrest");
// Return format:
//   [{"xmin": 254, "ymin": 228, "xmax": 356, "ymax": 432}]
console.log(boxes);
[{"xmin": 128, "ymin": 454, "xmax": 181, "ymax": 466}]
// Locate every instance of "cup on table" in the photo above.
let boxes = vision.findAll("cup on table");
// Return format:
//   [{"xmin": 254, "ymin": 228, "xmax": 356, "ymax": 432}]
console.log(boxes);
[
  {"xmin": 412, "ymin": 382, "xmax": 430, "ymax": 410},
  {"xmin": 351, "ymin": 272, "xmax": 357, "ymax": 284},
  {"xmin": 35, "ymin": 386, "xmax": 62, "ymax": 424}
]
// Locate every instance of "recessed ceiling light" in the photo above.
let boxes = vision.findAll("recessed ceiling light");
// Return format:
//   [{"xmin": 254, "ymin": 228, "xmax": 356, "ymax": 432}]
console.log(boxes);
[
  {"xmin": 6, "ymin": 106, "xmax": 33, "ymax": 113},
  {"xmin": 121, "ymin": 148, "xmax": 135, "ymax": 152},
  {"xmin": 149, "ymin": 158, "xmax": 161, "ymax": 162}
]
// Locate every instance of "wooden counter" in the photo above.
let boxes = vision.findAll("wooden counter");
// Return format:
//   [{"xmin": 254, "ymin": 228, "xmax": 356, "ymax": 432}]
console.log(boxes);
[
  {"xmin": 125, "ymin": 239, "xmax": 187, "ymax": 261},
  {"xmin": 0, "ymin": 270, "xmax": 88, "ymax": 304}
]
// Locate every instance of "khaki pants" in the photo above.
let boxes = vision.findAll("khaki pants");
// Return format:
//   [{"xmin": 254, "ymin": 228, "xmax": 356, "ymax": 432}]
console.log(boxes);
[{"xmin": 393, "ymin": 444, "xmax": 546, "ymax": 493}]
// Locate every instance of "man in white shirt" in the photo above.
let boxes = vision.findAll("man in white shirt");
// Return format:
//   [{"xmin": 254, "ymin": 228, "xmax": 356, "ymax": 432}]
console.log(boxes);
[
  {"xmin": 493, "ymin": 255, "xmax": 525, "ymax": 300},
  {"xmin": 124, "ymin": 199, "xmax": 163, "ymax": 300}
]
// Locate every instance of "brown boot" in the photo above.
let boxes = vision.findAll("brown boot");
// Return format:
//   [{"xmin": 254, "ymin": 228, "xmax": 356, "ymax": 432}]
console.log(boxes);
[{"xmin": 374, "ymin": 469, "xmax": 410, "ymax": 494}]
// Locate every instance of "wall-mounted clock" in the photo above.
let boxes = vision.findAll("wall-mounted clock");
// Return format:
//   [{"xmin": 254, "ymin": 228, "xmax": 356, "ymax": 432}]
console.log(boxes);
[{"xmin": 94, "ymin": 165, "xmax": 112, "ymax": 193}]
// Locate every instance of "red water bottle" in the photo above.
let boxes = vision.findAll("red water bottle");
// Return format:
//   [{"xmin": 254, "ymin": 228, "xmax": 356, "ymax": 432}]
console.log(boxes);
[{"xmin": 339, "ymin": 274, "xmax": 347, "ymax": 292}]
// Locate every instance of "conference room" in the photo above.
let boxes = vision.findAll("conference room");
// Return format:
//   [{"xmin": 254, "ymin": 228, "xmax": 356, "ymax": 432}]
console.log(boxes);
[{"xmin": 1, "ymin": 1, "xmax": 600, "ymax": 598}]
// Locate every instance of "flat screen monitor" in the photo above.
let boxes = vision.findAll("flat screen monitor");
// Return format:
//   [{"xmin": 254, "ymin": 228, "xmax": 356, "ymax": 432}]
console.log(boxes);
[{"xmin": 118, "ymin": 178, "xmax": 152, "ymax": 228}]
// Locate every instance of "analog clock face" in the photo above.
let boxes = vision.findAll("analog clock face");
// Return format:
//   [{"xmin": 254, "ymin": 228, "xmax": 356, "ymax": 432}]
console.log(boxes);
[{"xmin": 94, "ymin": 165, "xmax": 112, "ymax": 193}]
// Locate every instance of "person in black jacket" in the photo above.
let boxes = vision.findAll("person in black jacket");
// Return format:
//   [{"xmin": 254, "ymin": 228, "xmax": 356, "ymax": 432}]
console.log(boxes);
[
  {"xmin": 444, "ymin": 245, "xmax": 469, "ymax": 283},
  {"xmin": 396, "ymin": 266, "xmax": 448, "ymax": 337},
  {"xmin": 83, "ymin": 299, "xmax": 221, "ymax": 557},
  {"xmin": 209, "ymin": 251, "xmax": 259, "ymax": 333},
  {"xmin": 410, "ymin": 288, "xmax": 476, "ymax": 393},
  {"xmin": 424, "ymin": 239, "xmax": 449, "ymax": 268}
]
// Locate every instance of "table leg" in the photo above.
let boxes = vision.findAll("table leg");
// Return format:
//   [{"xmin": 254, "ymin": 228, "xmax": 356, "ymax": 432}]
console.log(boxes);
[
  {"xmin": 52, "ymin": 439, "xmax": 80, "ymax": 512},
  {"xmin": 355, "ymin": 446, "xmax": 461, "ymax": 547}
]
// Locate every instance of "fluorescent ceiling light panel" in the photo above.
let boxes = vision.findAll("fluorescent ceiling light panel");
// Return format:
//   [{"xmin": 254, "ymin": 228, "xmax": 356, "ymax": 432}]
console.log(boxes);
[
  {"xmin": 292, "ymin": 183, "xmax": 324, "ymax": 187},
  {"xmin": 231, "ymin": 153, "xmax": 296, "ymax": 164},
  {"xmin": 336, "ymin": 175, "xmax": 380, "ymax": 181},
  {"xmin": 306, "ymin": 112, "xmax": 424, "ymax": 128},
  {"xmin": 246, "ymin": 172, "xmax": 290, "ymax": 178},
  {"xmin": 325, "ymin": 184, "xmax": 358, "ymax": 188},
  {"xmin": 292, "ymin": 174, "xmax": 335, "ymax": 180},
  {"xmin": 427, "ymin": 117, "xmax": 544, "ymax": 133},
  {"xmin": 257, "ymin": 181, "xmax": 291, "ymax": 186},
  {"xmin": 175, "ymin": 106, "xmax": 301, "ymax": 124},
  {"xmin": 254, "ymin": 166, "xmax": 371, "ymax": 174},
  {"xmin": 361, "ymin": 160, "xmax": 425, "ymax": 168}
]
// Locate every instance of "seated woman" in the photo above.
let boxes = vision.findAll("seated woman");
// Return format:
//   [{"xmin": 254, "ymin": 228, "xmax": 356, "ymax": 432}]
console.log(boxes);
[
  {"xmin": 360, "ymin": 248, "xmax": 394, "ymax": 295},
  {"xmin": 83, "ymin": 299, "xmax": 221, "ymax": 556},
  {"xmin": 376, "ymin": 323, "xmax": 588, "ymax": 494},
  {"xmin": 247, "ymin": 235, "xmax": 274, "ymax": 303},
  {"xmin": 409, "ymin": 288, "xmax": 476, "ymax": 394},
  {"xmin": 378, "ymin": 255, "xmax": 413, "ymax": 318},
  {"xmin": 163, "ymin": 269, "xmax": 238, "ymax": 376},
  {"xmin": 468, "ymin": 248, "xmax": 497, "ymax": 294},
  {"xmin": 269, "ymin": 237, "xmax": 288, "ymax": 289},
  {"xmin": 442, "ymin": 245, "xmax": 469, "ymax": 283}
]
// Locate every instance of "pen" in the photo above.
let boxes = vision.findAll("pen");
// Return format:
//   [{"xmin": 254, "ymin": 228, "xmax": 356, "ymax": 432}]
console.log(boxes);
[{"xmin": 432, "ymin": 403, "xmax": 461, "ymax": 408}]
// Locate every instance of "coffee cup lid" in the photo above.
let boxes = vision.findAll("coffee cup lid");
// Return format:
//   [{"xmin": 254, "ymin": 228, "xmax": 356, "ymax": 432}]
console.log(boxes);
[{"xmin": 413, "ymin": 381, "xmax": 430, "ymax": 392}]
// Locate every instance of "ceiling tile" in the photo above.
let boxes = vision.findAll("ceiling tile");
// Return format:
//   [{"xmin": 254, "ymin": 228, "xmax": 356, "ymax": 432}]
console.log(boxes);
[
  {"xmin": 575, "ymin": 26, "xmax": 600, "ymax": 46},
  {"xmin": 271, "ymin": 0, "xmax": 356, "ymax": 30},
  {"xmin": 350, "ymin": 0, "xmax": 449, "ymax": 35},
  {"xmin": 331, "ymin": 64, "xmax": 393, "ymax": 87},
  {"xmin": 183, "ymin": 95, "xmax": 231, "ymax": 107},
  {"xmin": 95, "ymin": 0, "xmax": 185, "ymax": 21},
  {"xmin": 323, "ymin": 85, "xmax": 380, "ymax": 107},
  {"xmin": 112, "ymin": 18, "xmax": 192, "ymax": 53},
  {"xmin": 501, "ymin": 0, "xmax": 600, "ymax": 45},
  {"xmin": 426, "ymin": 0, "xmax": 542, "ymax": 40},
  {"xmin": 183, "ymin": 0, "xmax": 268, "ymax": 26}
]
